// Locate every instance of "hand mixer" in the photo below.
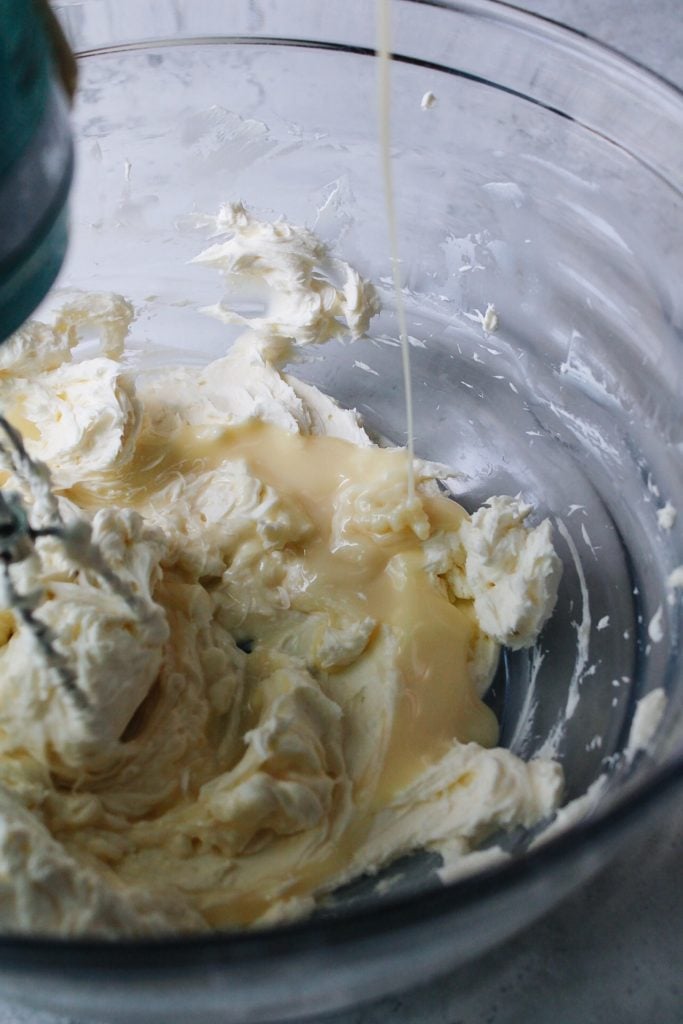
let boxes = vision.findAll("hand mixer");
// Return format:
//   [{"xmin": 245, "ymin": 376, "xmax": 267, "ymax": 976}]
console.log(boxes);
[{"xmin": 0, "ymin": 1, "xmax": 140, "ymax": 710}]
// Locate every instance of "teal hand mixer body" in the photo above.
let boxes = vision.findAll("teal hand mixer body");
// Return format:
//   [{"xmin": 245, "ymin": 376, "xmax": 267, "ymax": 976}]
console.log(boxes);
[
  {"xmin": 0, "ymin": 0, "xmax": 74, "ymax": 342},
  {"xmin": 0, "ymin": 4, "xmax": 129, "ymax": 707}
]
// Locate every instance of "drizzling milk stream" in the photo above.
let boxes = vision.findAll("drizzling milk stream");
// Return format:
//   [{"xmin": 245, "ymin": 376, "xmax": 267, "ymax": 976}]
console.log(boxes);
[{"xmin": 377, "ymin": 0, "xmax": 416, "ymax": 501}]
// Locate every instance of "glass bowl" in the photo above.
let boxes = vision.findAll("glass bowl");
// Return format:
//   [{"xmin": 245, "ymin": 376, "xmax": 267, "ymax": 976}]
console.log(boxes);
[{"xmin": 2, "ymin": 1, "xmax": 681, "ymax": 1020}]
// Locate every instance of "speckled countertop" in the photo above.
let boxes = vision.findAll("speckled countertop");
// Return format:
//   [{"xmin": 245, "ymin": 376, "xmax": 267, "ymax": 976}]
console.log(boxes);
[{"xmin": 1, "ymin": 4, "xmax": 681, "ymax": 1024}]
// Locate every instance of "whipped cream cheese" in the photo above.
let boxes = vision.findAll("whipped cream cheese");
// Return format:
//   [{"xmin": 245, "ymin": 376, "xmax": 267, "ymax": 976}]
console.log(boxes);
[{"xmin": 0, "ymin": 209, "xmax": 563, "ymax": 935}]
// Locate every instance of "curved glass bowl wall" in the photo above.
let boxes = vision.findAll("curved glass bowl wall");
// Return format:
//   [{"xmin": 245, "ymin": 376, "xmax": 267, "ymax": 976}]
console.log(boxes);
[{"xmin": 0, "ymin": 2, "xmax": 680, "ymax": 1021}]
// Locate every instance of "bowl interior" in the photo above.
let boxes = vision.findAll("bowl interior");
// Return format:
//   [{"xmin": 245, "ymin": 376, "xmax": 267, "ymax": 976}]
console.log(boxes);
[{"xmin": 47, "ymin": 0, "xmax": 683, "ymax": 911}]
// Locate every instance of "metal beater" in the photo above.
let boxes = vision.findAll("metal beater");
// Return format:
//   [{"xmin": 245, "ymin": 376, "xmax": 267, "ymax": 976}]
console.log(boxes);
[{"xmin": 0, "ymin": 5, "xmax": 140, "ymax": 709}]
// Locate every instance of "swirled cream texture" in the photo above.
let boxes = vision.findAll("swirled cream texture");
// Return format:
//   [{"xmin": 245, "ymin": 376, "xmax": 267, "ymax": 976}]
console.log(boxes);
[{"xmin": 0, "ymin": 206, "xmax": 563, "ymax": 935}]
